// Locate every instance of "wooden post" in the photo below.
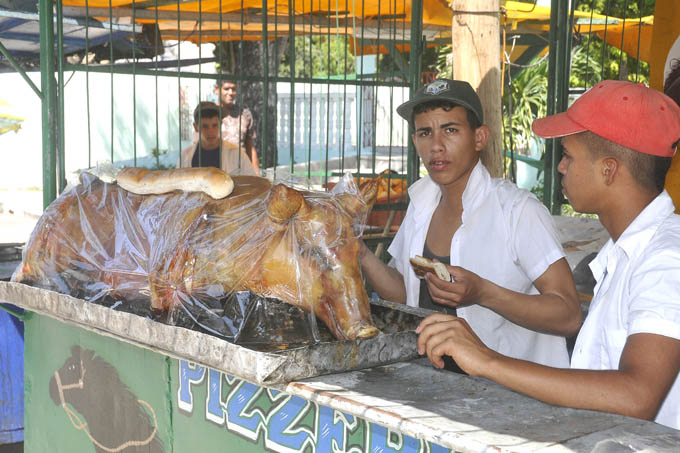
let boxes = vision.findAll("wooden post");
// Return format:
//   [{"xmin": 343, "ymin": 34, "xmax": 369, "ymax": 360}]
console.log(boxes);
[{"xmin": 450, "ymin": 0, "xmax": 503, "ymax": 178}]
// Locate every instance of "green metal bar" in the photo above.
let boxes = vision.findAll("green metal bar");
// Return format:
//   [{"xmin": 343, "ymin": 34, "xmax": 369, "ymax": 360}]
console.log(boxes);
[
  {"xmin": 340, "ymin": 0, "xmax": 349, "ymax": 175},
  {"xmin": 0, "ymin": 41, "xmax": 42, "ymax": 99},
  {"xmin": 333, "ymin": 171, "xmax": 407, "ymax": 179},
  {"xmin": 305, "ymin": 0, "xmax": 312, "ymax": 180},
  {"xmin": 216, "ymin": 0, "xmax": 222, "ymax": 157},
  {"xmin": 385, "ymin": 42, "xmax": 409, "ymax": 75},
  {"xmin": 133, "ymin": 1, "xmax": 138, "ymax": 164},
  {"xmin": 109, "ymin": 0, "xmax": 115, "ymax": 163},
  {"xmin": 270, "ymin": 0, "xmax": 279, "ymax": 170},
  {"xmin": 544, "ymin": 0, "xmax": 572, "ymax": 214},
  {"xmin": 600, "ymin": 0, "xmax": 612, "ymax": 80},
  {"xmin": 198, "ymin": 0, "xmax": 204, "ymax": 167},
  {"xmin": 39, "ymin": 0, "xmax": 57, "ymax": 208},
  {"xmin": 543, "ymin": 0, "xmax": 559, "ymax": 213},
  {"xmin": 407, "ymin": 0, "xmax": 423, "ymax": 188},
  {"xmin": 61, "ymin": 63, "xmax": 411, "ymax": 87},
  {"xmin": 261, "ymin": 0, "xmax": 269, "ymax": 174},
  {"xmin": 503, "ymin": 150, "xmax": 544, "ymax": 170},
  {"xmin": 0, "ymin": 304, "xmax": 25, "ymax": 321},
  {"xmin": 127, "ymin": 0, "xmax": 190, "ymax": 9},
  {"xmin": 355, "ymin": 71, "xmax": 409, "ymax": 80},
  {"xmin": 85, "ymin": 0, "xmax": 92, "ymax": 168},
  {"xmin": 235, "ymin": 0, "xmax": 244, "ymax": 171},
  {"xmin": 355, "ymin": 0, "xmax": 366, "ymax": 187},
  {"xmin": 369, "ymin": 0, "xmax": 382, "ymax": 178},
  {"xmin": 323, "ymin": 0, "xmax": 333, "ymax": 187},
  {"xmin": 56, "ymin": 0, "xmax": 66, "ymax": 194},
  {"xmin": 154, "ymin": 1, "xmax": 160, "ymax": 167},
  {"xmin": 288, "ymin": 0, "xmax": 295, "ymax": 173}
]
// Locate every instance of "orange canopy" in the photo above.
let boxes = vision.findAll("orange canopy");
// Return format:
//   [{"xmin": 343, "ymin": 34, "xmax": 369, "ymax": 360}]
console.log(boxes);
[{"xmin": 60, "ymin": 0, "xmax": 653, "ymax": 62}]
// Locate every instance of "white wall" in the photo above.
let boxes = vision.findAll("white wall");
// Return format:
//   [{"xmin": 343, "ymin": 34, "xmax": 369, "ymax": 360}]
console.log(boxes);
[{"xmin": 0, "ymin": 72, "xmax": 43, "ymax": 190}]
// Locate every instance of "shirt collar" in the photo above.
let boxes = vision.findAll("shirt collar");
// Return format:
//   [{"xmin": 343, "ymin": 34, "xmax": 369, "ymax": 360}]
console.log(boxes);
[
  {"xmin": 589, "ymin": 190, "xmax": 675, "ymax": 281},
  {"xmin": 408, "ymin": 160, "xmax": 490, "ymax": 224},
  {"xmin": 460, "ymin": 160, "xmax": 491, "ymax": 223},
  {"xmin": 615, "ymin": 190, "xmax": 674, "ymax": 260}
]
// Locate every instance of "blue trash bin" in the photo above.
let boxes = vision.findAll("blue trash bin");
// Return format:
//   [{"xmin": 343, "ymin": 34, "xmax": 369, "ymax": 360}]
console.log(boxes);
[{"xmin": 0, "ymin": 303, "xmax": 24, "ymax": 445}]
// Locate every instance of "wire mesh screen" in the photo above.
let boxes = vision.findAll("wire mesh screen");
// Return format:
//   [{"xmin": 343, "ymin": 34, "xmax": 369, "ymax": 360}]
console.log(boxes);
[
  {"xmin": 41, "ymin": 0, "xmax": 459, "ymax": 255},
  {"xmin": 52, "ymin": 0, "xmax": 447, "ymax": 192}
]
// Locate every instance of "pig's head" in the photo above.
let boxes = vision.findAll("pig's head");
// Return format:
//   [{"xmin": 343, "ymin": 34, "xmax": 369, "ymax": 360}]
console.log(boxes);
[{"xmin": 260, "ymin": 178, "xmax": 380, "ymax": 341}]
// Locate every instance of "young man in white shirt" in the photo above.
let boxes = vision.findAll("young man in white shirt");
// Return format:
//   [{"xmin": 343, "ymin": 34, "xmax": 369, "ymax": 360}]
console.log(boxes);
[
  {"xmin": 360, "ymin": 79, "xmax": 582, "ymax": 369},
  {"xmin": 417, "ymin": 80, "xmax": 680, "ymax": 429},
  {"xmin": 181, "ymin": 101, "xmax": 256, "ymax": 176}
]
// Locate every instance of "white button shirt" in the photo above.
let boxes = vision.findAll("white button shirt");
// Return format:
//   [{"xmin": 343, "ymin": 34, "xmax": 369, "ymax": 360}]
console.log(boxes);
[
  {"xmin": 571, "ymin": 190, "xmax": 680, "ymax": 430},
  {"xmin": 388, "ymin": 161, "xmax": 570, "ymax": 367}
]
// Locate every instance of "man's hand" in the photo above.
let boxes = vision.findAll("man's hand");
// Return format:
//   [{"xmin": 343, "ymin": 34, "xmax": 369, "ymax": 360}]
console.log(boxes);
[
  {"xmin": 424, "ymin": 258, "xmax": 581, "ymax": 337},
  {"xmin": 416, "ymin": 313, "xmax": 497, "ymax": 374},
  {"xmin": 424, "ymin": 265, "xmax": 488, "ymax": 308}
]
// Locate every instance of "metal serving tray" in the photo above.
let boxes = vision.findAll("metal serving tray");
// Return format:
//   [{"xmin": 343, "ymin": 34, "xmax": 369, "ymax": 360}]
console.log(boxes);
[{"xmin": 0, "ymin": 281, "xmax": 431, "ymax": 386}]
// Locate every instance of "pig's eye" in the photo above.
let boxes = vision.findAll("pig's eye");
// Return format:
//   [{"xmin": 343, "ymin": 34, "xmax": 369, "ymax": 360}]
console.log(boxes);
[{"xmin": 306, "ymin": 246, "xmax": 332, "ymax": 271}]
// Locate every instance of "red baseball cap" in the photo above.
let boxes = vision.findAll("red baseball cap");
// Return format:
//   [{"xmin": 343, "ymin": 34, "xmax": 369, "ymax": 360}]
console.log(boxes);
[{"xmin": 532, "ymin": 80, "xmax": 680, "ymax": 157}]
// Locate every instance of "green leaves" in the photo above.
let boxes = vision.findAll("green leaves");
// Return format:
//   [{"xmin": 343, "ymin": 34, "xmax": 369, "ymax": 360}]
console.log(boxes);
[{"xmin": 503, "ymin": 56, "xmax": 549, "ymax": 157}]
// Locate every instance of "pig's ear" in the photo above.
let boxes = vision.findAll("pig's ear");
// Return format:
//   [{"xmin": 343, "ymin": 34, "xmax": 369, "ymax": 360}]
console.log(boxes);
[
  {"xmin": 266, "ymin": 183, "xmax": 308, "ymax": 223},
  {"xmin": 359, "ymin": 177, "xmax": 380, "ymax": 211},
  {"xmin": 336, "ymin": 177, "xmax": 380, "ymax": 218}
]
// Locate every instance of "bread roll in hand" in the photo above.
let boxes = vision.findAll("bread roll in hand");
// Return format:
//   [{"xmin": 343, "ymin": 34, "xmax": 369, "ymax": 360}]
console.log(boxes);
[{"xmin": 409, "ymin": 255, "xmax": 452, "ymax": 282}]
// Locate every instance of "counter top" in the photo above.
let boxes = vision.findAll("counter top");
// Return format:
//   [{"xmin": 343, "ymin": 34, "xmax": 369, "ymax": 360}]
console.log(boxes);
[{"xmin": 286, "ymin": 359, "xmax": 680, "ymax": 452}]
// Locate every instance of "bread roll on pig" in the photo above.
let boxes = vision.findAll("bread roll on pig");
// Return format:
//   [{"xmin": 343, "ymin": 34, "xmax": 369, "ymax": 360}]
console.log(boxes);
[{"xmin": 116, "ymin": 167, "xmax": 234, "ymax": 199}]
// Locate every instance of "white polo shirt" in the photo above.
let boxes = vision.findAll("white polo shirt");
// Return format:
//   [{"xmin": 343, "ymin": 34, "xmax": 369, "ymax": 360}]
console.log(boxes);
[
  {"xmin": 388, "ymin": 161, "xmax": 570, "ymax": 367},
  {"xmin": 571, "ymin": 190, "xmax": 680, "ymax": 430}
]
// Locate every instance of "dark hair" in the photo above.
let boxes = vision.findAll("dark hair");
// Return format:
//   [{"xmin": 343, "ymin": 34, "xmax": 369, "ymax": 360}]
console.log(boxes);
[
  {"xmin": 665, "ymin": 58, "xmax": 680, "ymax": 108},
  {"xmin": 193, "ymin": 102, "xmax": 220, "ymax": 124},
  {"xmin": 581, "ymin": 131, "xmax": 672, "ymax": 194},
  {"xmin": 412, "ymin": 100, "xmax": 482, "ymax": 130}
]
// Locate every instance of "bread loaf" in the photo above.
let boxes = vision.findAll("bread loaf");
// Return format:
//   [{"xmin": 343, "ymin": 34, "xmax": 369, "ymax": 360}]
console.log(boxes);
[
  {"xmin": 409, "ymin": 255, "xmax": 452, "ymax": 282},
  {"xmin": 116, "ymin": 167, "xmax": 234, "ymax": 199}
]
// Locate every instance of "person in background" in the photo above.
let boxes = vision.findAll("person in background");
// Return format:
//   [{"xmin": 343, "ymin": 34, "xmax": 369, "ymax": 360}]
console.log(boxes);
[
  {"xmin": 359, "ymin": 79, "xmax": 581, "ymax": 372},
  {"xmin": 417, "ymin": 80, "xmax": 680, "ymax": 430},
  {"xmin": 181, "ymin": 101, "xmax": 256, "ymax": 176},
  {"xmin": 215, "ymin": 80, "xmax": 259, "ymax": 174}
]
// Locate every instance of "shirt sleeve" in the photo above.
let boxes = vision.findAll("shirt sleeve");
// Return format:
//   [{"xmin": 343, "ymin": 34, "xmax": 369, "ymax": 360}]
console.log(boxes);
[
  {"xmin": 387, "ymin": 202, "xmax": 414, "ymax": 275},
  {"xmin": 511, "ymin": 194, "xmax": 565, "ymax": 282},
  {"xmin": 628, "ymin": 251, "xmax": 680, "ymax": 340}
]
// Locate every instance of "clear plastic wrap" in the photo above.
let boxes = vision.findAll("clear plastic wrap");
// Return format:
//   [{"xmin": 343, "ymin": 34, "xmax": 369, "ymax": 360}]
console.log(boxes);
[{"xmin": 13, "ymin": 170, "xmax": 380, "ymax": 345}]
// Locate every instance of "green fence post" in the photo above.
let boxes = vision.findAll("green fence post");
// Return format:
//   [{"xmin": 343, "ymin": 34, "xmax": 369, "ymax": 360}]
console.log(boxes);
[
  {"xmin": 407, "ymin": 0, "xmax": 423, "ymax": 188},
  {"xmin": 39, "ymin": 0, "xmax": 58, "ymax": 209},
  {"xmin": 544, "ymin": 0, "xmax": 572, "ymax": 214},
  {"xmin": 56, "ymin": 0, "xmax": 66, "ymax": 194}
]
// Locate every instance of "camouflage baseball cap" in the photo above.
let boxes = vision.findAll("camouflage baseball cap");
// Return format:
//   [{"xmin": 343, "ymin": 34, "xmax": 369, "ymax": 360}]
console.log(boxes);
[{"xmin": 396, "ymin": 79, "xmax": 484, "ymax": 125}]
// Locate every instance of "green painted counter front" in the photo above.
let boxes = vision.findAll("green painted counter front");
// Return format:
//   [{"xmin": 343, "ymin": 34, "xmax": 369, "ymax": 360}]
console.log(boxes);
[{"xmin": 24, "ymin": 313, "xmax": 449, "ymax": 453}]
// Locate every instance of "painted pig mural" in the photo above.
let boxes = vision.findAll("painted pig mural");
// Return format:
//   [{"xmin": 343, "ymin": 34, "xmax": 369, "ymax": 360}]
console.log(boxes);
[{"xmin": 13, "ymin": 172, "xmax": 380, "ymax": 340}]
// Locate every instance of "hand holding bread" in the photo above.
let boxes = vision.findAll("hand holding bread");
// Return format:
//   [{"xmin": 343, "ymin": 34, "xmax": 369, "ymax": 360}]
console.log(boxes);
[{"xmin": 409, "ymin": 255, "xmax": 452, "ymax": 282}]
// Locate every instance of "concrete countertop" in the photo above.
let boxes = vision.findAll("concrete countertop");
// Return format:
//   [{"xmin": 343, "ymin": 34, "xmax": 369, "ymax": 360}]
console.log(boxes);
[{"xmin": 287, "ymin": 359, "xmax": 680, "ymax": 452}]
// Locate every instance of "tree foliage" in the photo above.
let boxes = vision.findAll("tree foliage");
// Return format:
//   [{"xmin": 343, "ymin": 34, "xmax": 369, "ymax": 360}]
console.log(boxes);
[
  {"xmin": 278, "ymin": 36, "xmax": 355, "ymax": 78},
  {"xmin": 503, "ymin": 56, "xmax": 549, "ymax": 156},
  {"xmin": 500, "ymin": 0, "xmax": 653, "ymax": 158},
  {"xmin": 575, "ymin": 0, "xmax": 655, "ymax": 18}
]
